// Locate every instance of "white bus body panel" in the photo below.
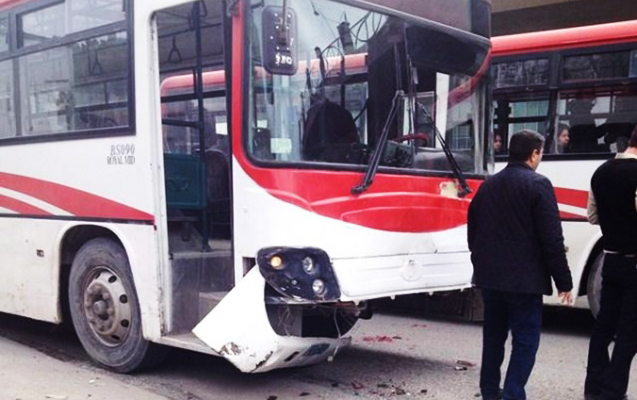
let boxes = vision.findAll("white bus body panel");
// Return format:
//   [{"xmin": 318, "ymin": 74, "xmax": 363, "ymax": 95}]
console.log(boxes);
[
  {"xmin": 194, "ymin": 159, "xmax": 473, "ymax": 371},
  {"xmin": 230, "ymin": 159, "xmax": 473, "ymax": 300}
]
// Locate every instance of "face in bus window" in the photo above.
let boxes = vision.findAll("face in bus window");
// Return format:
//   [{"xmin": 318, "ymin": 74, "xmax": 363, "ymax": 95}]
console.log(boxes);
[
  {"xmin": 494, "ymin": 133, "xmax": 503, "ymax": 155},
  {"xmin": 557, "ymin": 128, "xmax": 570, "ymax": 152}
]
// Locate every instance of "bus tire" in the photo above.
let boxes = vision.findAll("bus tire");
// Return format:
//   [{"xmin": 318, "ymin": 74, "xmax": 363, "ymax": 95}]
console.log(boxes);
[
  {"xmin": 68, "ymin": 237, "xmax": 165, "ymax": 373},
  {"xmin": 586, "ymin": 251, "xmax": 604, "ymax": 318}
]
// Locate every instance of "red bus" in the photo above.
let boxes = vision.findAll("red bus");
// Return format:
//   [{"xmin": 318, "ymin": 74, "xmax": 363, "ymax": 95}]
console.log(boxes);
[{"xmin": 491, "ymin": 20, "xmax": 637, "ymax": 314}]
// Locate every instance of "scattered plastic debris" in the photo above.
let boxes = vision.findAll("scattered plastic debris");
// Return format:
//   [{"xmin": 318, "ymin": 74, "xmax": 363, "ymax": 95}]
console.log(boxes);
[
  {"xmin": 352, "ymin": 381, "xmax": 364, "ymax": 390},
  {"xmin": 456, "ymin": 360, "xmax": 476, "ymax": 367},
  {"xmin": 362, "ymin": 335, "xmax": 394, "ymax": 343}
]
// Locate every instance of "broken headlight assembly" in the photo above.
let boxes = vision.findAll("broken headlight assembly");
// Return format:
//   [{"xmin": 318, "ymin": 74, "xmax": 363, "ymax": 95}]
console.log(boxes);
[{"xmin": 257, "ymin": 247, "xmax": 340, "ymax": 301}]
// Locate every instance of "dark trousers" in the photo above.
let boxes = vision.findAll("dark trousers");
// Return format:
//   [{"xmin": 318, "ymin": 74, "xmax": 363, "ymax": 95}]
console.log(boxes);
[
  {"xmin": 480, "ymin": 289, "xmax": 543, "ymax": 400},
  {"xmin": 585, "ymin": 254, "xmax": 637, "ymax": 400}
]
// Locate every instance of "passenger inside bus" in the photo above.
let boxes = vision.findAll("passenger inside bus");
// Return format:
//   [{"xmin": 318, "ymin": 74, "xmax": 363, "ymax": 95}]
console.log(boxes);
[
  {"xmin": 555, "ymin": 123, "xmax": 571, "ymax": 154},
  {"xmin": 494, "ymin": 133, "xmax": 504, "ymax": 155},
  {"xmin": 597, "ymin": 94, "xmax": 637, "ymax": 153},
  {"xmin": 566, "ymin": 98, "xmax": 607, "ymax": 153}
]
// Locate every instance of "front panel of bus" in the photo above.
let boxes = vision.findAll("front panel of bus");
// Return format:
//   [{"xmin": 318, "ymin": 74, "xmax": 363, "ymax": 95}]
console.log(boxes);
[
  {"xmin": 185, "ymin": 0, "xmax": 493, "ymax": 371},
  {"xmin": 233, "ymin": 0, "xmax": 492, "ymax": 301}
]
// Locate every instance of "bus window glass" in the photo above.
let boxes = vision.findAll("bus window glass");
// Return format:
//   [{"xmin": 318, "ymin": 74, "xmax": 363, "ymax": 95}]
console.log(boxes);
[
  {"xmin": 492, "ymin": 59, "xmax": 549, "ymax": 89},
  {"xmin": 19, "ymin": 0, "xmax": 125, "ymax": 47},
  {"xmin": 19, "ymin": 32, "xmax": 129, "ymax": 135},
  {"xmin": 562, "ymin": 51, "xmax": 631, "ymax": 82},
  {"xmin": 157, "ymin": 0, "xmax": 227, "ymax": 156},
  {"xmin": 0, "ymin": 59, "xmax": 14, "ymax": 138},
  {"xmin": 67, "ymin": 0, "xmax": 125, "ymax": 33},
  {"xmin": 20, "ymin": 3, "xmax": 65, "ymax": 47},
  {"xmin": 247, "ymin": 0, "xmax": 489, "ymax": 174},
  {"xmin": 492, "ymin": 96, "xmax": 549, "ymax": 155},
  {"xmin": 0, "ymin": 18, "xmax": 9, "ymax": 53},
  {"xmin": 555, "ymin": 90, "xmax": 637, "ymax": 154}
]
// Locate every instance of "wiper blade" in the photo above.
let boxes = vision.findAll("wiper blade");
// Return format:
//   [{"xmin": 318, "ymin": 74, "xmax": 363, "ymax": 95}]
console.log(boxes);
[
  {"xmin": 415, "ymin": 101, "xmax": 471, "ymax": 198},
  {"xmin": 351, "ymin": 91, "xmax": 403, "ymax": 195}
]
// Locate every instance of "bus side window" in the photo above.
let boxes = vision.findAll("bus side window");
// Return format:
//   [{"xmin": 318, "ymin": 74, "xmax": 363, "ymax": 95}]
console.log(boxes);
[
  {"xmin": 556, "ymin": 91, "xmax": 637, "ymax": 154},
  {"xmin": 493, "ymin": 96, "xmax": 550, "ymax": 155},
  {"xmin": 564, "ymin": 97, "xmax": 603, "ymax": 153}
]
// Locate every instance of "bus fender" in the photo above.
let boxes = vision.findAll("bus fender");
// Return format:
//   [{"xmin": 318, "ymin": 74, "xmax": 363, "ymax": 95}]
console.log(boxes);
[
  {"xmin": 192, "ymin": 266, "xmax": 350, "ymax": 373},
  {"xmin": 192, "ymin": 267, "xmax": 278, "ymax": 372}
]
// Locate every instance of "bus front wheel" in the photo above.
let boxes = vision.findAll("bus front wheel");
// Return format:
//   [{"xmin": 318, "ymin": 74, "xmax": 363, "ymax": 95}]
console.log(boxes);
[
  {"xmin": 68, "ymin": 237, "xmax": 165, "ymax": 373},
  {"xmin": 586, "ymin": 251, "xmax": 604, "ymax": 318}
]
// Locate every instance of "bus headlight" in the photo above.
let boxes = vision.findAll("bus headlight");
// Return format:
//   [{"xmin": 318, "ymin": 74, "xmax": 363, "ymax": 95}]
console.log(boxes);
[
  {"xmin": 302, "ymin": 256, "xmax": 315, "ymax": 274},
  {"xmin": 312, "ymin": 279, "xmax": 325, "ymax": 295},
  {"xmin": 257, "ymin": 247, "xmax": 340, "ymax": 301},
  {"xmin": 270, "ymin": 255, "xmax": 284, "ymax": 270}
]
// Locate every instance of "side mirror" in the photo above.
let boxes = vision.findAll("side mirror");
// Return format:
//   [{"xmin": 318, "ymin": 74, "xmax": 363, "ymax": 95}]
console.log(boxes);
[{"xmin": 262, "ymin": 5, "xmax": 297, "ymax": 75}]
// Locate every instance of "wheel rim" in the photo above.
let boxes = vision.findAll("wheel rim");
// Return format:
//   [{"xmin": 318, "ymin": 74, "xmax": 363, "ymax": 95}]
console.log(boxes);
[{"xmin": 82, "ymin": 266, "xmax": 132, "ymax": 346}]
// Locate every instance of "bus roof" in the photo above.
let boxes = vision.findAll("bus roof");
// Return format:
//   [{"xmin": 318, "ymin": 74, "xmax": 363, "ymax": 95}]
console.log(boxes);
[{"xmin": 492, "ymin": 19, "xmax": 637, "ymax": 57}]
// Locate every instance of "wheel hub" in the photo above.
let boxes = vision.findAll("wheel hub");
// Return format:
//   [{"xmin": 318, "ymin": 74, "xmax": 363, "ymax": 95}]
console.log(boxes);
[{"xmin": 83, "ymin": 267, "xmax": 132, "ymax": 346}]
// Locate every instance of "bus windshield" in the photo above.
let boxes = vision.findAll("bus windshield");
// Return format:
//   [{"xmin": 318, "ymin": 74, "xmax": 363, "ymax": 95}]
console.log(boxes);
[{"xmin": 247, "ymin": 0, "xmax": 491, "ymax": 175}]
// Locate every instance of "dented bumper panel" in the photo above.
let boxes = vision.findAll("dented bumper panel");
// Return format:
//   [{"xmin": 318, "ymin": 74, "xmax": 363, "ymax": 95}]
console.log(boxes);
[
  {"xmin": 333, "ymin": 251, "xmax": 474, "ymax": 301},
  {"xmin": 193, "ymin": 267, "xmax": 351, "ymax": 373}
]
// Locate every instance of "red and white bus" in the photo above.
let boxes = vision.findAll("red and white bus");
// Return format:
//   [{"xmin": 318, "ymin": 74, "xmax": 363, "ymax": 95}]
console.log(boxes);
[
  {"xmin": 0, "ymin": 0, "xmax": 491, "ymax": 373},
  {"xmin": 491, "ymin": 20, "xmax": 637, "ymax": 314}
]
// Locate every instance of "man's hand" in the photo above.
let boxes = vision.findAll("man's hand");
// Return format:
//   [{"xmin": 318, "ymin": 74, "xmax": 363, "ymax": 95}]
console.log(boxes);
[{"xmin": 558, "ymin": 291, "xmax": 573, "ymax": 306}]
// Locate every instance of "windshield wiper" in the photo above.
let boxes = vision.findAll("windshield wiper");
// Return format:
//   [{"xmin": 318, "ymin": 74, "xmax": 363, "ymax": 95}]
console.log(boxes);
[
  {"xmin": 415, "ymin": 101, "xmax": 472, "ymax": 198},
  {"xmin": 351, "ymin": 91, "xmax": 403, "ymax": 195}
]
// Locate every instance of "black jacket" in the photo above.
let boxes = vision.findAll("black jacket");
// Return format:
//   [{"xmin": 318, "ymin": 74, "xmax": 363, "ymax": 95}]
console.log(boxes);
[
  {"xmin": 590, "ymin": 157, "xmax": 637, "ymax": 254},
  {"xmin": 467, "ymin": 162, "xmax": 573, "ymax": 295}
]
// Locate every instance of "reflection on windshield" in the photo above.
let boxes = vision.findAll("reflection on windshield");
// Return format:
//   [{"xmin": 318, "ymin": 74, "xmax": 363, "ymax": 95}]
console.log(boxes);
[{"xmin": 248, "ymin": 0, "xmax": 489, "ymax": 175}]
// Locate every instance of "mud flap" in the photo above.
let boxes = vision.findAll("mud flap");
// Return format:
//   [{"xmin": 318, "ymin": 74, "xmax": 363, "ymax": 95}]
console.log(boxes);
[{"xmin": 192, "ymin": 267, "xmax": 350, "ymax": 373}]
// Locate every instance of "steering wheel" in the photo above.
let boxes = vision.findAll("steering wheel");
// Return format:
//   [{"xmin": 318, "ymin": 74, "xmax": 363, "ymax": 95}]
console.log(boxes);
[{"xmin": 392, "ymin": 133, "xmax": 429, "ymax": 145}]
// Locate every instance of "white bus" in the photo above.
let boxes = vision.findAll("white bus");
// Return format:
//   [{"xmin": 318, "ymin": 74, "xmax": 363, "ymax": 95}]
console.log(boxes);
[
  {"xmin": 0, "ymin": 0, "xmax": 492, "ymax": 373},
  {"xmin": 491, "ymin": 20, "xmax": 637, "ymax": 315}
]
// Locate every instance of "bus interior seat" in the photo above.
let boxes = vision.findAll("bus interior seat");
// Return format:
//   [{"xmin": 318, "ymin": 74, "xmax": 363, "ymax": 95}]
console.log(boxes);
[{"xmin": 303, "ymin": 99, "xmax": 360, "ymax": 163}]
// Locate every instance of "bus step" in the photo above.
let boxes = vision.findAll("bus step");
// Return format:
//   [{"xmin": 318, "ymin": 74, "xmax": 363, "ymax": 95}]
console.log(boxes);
[{"xmin": 160, "ymin": 332, "xmax": 216, "ymax": 355}]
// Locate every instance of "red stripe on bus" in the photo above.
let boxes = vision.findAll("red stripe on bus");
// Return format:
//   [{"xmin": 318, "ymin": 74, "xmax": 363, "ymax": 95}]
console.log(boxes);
[
  {"xmin": 559, "ymin": 210, "xmax": 587, "ymax": 221},
  {"xmin": 0, "ymin": 173, "xmax": 154, "ymax": 221},
  {"xmin": 0, "ymin": 194, "xmax": 51, "ymax": 215},
  {"xmin": 0, "ymin": 0, "xmax": 27, "ymax": 11},
  {"xmin": 492, "ymin": 20, "xmax": 637, "ymax": 56},
  {"xmin": 554, "ymin": 187, "xmax": 589, "ymax": 209}
]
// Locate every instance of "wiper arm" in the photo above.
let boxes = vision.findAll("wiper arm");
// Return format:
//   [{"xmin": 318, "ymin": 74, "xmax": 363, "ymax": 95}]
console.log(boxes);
[
  {"xmin": 415, "ymin": 101, "xmax": 471, "ymax": 198},
  {"xmin": 351, "ymin": 91, "xmax": 403, "ymax": 195}
]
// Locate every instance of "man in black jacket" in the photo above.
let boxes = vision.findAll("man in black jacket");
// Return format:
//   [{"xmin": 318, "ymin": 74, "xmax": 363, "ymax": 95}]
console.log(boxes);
[
  {"xmin": 584, "ymin": 127, "xmax": 637, "ymax": 400},
  {"xmin": 468, "ymin": 129, "xmax": 573, "ymax": 400}
]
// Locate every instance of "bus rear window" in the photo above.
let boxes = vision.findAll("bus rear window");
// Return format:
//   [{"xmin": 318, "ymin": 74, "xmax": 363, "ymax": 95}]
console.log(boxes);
[
  {"xmin": 562, "ymin": 50, "xmax": 637, "ymax": 82},
  {"xmin": 492, "ymin": 59, "xmax": 549, "ymax": 89}
]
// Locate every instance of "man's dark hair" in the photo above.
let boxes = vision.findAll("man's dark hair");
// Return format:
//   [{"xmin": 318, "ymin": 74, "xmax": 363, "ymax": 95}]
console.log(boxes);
[
  {"xmin": 509, "ymin": 129, "xmax": 545, "ymax": 162},
  {"xmin": 629, "ymin": 125, "xmax": 637, "ymax": 148}
]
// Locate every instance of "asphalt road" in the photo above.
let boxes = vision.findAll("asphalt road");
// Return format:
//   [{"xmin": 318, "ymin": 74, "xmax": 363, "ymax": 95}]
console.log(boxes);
[{"xmin": 0, "ymin": 304, "xmax": 634, "ymax": 400}]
